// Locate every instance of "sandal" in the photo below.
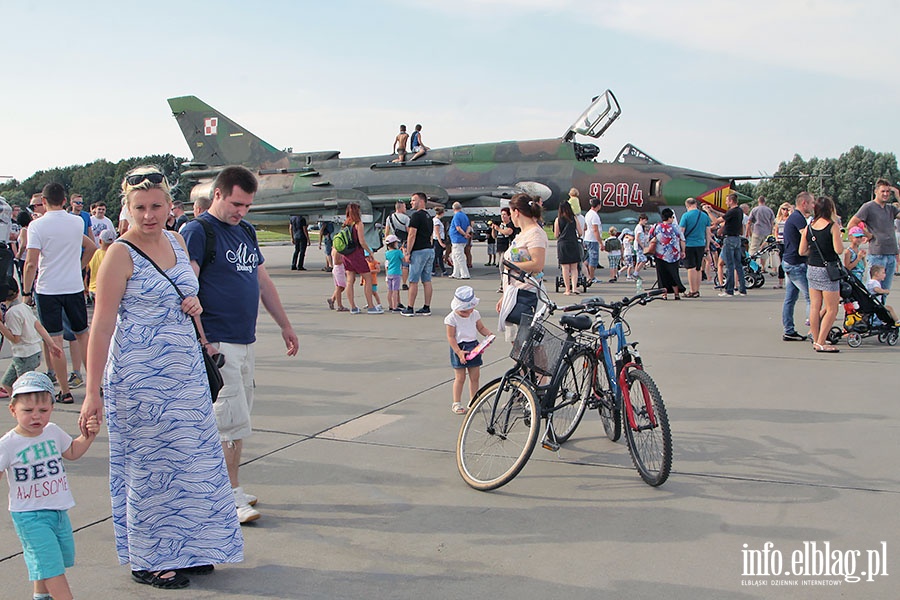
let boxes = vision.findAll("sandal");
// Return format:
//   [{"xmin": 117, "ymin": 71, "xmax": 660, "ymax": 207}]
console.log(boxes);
[
  {"xmin": 336, "ymin": 306, "xmax": 349, "ymax": 312},
  {"xmin": 451, "ymin": 402, "xmax": 467, "ymax": 415},
  {"xmin": 813, "ymin": 343, "xmax": 840, "ymax": 353},
  {"xmin": 326, "ymin": 298, "xmax": 335, "ymax": 310},
  {"xmin": 132, "ymin": 570, "xmax": 190, "ymax": 589}
]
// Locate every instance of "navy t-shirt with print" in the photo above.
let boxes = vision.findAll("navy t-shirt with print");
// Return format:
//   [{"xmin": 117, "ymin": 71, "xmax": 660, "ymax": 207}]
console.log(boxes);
[{"xmin": 182, "ymin": 213, "xmax": 263, "ymax": 344}]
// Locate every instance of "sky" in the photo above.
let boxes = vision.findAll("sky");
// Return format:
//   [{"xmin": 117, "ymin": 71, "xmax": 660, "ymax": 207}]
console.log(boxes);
[{"xmin": 1, "ymin": 0, "xmax": 898, "ymax": 184}]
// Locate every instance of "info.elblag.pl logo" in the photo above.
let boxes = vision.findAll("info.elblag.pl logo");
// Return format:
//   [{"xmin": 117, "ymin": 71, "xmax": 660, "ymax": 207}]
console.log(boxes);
[{"xmin": 741, "ymin": 541, "xmax": 889, "ymax": 587}]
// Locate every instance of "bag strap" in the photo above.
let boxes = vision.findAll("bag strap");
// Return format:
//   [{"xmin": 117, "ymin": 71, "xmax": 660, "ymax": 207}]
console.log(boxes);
[
  {"xmin": 807, "ymin": 223, "xmax": 829, "ymax": 263},
  {"xmin": 119, "ymin": 239, "xmax": 202, "ymax": 341}
]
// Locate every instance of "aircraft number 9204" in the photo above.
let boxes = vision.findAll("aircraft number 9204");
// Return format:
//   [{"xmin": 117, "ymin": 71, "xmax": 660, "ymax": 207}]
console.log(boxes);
[{"xmin": 589, "ymin": 182, "xmax": 644, "ymax": 208}]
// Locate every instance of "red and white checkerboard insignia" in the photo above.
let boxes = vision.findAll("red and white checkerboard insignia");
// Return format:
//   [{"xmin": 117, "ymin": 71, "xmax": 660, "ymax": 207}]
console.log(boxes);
[{"xmin": 204, "ymin": 117, "xmax": 218, "ymax": 136}]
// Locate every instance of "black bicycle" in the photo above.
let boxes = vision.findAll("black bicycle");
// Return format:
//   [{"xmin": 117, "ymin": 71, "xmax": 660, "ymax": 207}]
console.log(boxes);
[{"xmin": 456, "ymin": 261, "xmax": 671, "ymax": 490}]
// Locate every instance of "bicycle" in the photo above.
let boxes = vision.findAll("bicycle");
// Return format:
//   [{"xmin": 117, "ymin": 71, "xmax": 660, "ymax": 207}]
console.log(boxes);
[
  {"xmin": 456, "ymin": 261, "xmax": 672, "ymax": 490},
  {"xmin": 554, "ymin": 293, "xmax": 673, "ymax": 486}
]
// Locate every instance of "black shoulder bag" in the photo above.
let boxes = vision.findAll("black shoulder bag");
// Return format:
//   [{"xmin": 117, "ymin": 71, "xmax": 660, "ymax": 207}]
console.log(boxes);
[
  {"xmin": 120, "ymin": 240, "xmax": 224, "ymax": 402},
  {"xmin": 808, "ymin": 224, "xmax": 844, "ymax": 282}
]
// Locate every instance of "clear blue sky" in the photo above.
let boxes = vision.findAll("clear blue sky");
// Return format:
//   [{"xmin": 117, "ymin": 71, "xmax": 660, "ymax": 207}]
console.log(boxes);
[{"xmin": 2, "ymin": 0, "xmax": 897, "ymax": 183}]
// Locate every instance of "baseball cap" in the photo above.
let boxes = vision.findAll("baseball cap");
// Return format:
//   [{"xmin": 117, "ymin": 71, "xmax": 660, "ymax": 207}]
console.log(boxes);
[
  {"xmin": 99, "ymin": 229, "xmax": 116, "ymax": 243},
  {"xmin": 12, "ymin": 371, "xmax": 56, "ymax": 399},
  {"xmin": 848, "ymin": 226, "xmax": 865, "ymax": 237},
  {"xmin": 384, "ymin": 234, "xmax": 400, "ymax": 245}
]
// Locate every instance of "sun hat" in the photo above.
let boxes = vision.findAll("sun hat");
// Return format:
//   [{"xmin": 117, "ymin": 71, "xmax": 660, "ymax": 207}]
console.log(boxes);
[
  {"xmin": 848, "ymin": 226, "xmax": 865, "ymax": 237},
  {"xmin": 384, "ymin": 234, "xmax": 400, "ymax": 245},
  {"xmin": 451, "ymin": 285, "xmax": 480, "ymax": 311},
  {"xmin": 12, "ymin": 371, "xmax": 56, "ymax": 399}
]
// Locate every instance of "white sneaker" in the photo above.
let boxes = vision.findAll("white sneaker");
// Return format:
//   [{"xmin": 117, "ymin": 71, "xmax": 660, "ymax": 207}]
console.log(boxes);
[
  {"xmin": 233, "ymin": 486, "xmax": 257, "ymax": 506},
  {"xmin": 236, "ymin": 503, "xmax": 260, "ymax": 524}
]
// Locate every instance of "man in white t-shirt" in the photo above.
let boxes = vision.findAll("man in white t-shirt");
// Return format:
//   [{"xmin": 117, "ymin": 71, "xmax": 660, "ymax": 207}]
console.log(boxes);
[
  {"xmin": 90, "ymin": 201, "xmax": 116, "ymax": 238},
  {"xmin": 22, "ymin": 183, "xmax": 97, "ymax": 404},
  {"xmin": 583, "ymin": 198, "xmax": 603, "ymax": 283}
]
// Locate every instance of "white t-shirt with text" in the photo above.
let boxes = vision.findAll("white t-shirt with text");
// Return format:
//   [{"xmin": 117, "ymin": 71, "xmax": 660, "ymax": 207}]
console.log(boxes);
[{"xmin": 0, "ymin": 423, "xmax": 75, "ymax": 512}]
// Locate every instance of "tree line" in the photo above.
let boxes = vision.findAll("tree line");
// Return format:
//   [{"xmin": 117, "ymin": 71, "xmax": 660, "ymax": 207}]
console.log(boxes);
[
  {"xmin": 1, "ymin": 145, "xmax": 896, "ymax": 220},
  {"xmin": 734, "ymin": 145, "xmax": 898, "ymax": 218},
  {"xmin": 0, "ymin": 155, "xmax": 187, "ymax": 217}
]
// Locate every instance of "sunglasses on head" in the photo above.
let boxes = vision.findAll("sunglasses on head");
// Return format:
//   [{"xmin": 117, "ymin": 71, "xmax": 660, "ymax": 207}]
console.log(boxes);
[{"xmin": 125, "ymin": 172, "xmax": 166, "ymax": 186}]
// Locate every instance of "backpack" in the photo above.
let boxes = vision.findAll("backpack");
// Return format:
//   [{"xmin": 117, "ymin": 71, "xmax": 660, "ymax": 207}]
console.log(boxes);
[
  {"xmin": 196, "ymin": 217, "xmax": 258, "ymax": 271},
  {"xmin": 333, "ymin": 225, "xmax": 358, "ymax": 256}
]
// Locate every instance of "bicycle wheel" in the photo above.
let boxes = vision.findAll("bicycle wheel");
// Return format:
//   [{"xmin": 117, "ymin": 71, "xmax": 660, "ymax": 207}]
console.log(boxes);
[
  {"xmin": 622, "ymin": 368, "xmax": 672, "ymax": 486},
  {"xmin": 593, "ymin": 354, "xmax": 621, "ymax": 442},
  {"xmin": 457, "ymin": 376, "xmax": 541, "ymax": 491},
  {"xmin": 551, "ymin": 349, "xmax": 593, "ymax": 443}
]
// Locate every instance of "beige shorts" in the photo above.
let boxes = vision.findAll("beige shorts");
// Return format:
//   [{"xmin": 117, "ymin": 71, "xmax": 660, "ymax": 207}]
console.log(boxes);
[
  {"xmin": 749, "ymin": 233, "xmax": 766, "ymax": 255},
  {"xmin": 212, "ymin": 342, "xmax": 256, "ymax": 442}
]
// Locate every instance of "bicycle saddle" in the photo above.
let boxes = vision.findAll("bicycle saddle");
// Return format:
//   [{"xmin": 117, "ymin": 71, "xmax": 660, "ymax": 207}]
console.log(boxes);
[{"xmin": 560, "ymin": 314, "xmax": 593, "ymax": 331}]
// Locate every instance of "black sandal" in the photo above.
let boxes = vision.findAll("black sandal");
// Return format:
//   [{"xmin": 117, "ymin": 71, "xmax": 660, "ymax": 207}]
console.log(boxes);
[{"xmin": 132, "ymin": 569, "xmax": 191, "ymax": 589}]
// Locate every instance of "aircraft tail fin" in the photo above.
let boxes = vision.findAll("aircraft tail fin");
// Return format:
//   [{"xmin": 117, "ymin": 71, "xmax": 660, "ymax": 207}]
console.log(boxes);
[{"xmin": 167, "ymin": 96, "xmax": 289, "ymax": 169}]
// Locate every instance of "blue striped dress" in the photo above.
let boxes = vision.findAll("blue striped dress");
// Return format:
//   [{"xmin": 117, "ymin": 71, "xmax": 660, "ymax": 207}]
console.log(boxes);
[{"xmin": 104, "ymin": 232, "xmax": 243, "ymax": 570}]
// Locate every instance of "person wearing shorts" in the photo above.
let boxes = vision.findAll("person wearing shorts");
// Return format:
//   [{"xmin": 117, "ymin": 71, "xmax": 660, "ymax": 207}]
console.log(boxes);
[
  {"xmin": 22, "ymin": 182, "xmax": 96, "ymax": 405},
  {"xmin": 401, "ymin": 192, "xmax": 435, "ymax": 316}
]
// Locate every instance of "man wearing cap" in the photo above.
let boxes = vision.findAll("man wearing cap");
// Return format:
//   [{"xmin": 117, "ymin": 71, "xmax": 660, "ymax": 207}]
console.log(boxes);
[
  {"xmin": 847, "ymin": 178, "xmax": 900, "ymax": 290},
  {"xmin": 23, "ymin": 183, "xmax": 97, "ymax": 404}
]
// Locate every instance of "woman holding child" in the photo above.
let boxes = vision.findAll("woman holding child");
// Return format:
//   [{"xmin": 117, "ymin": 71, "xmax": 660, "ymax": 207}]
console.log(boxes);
[{"xmin": 81, "ymin": 166, "xmax": 242, "ymax": 589}]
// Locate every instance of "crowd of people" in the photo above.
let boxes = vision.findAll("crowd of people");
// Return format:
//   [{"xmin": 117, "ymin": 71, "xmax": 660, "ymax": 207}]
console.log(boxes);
[{"xmin": 1, "ymin": 173, "xmax": 898, "ymax": 597}]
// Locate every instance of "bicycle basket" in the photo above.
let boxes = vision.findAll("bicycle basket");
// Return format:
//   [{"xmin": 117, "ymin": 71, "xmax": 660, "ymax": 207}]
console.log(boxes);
[{"xmin": 510, "ymin": 313, "xmax": 568, "ymax": 377}]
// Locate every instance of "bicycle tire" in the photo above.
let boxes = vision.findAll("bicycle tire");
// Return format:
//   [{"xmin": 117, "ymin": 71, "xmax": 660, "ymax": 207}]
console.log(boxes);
[
  {"xmin": 457, "ymin": 376, "xmax": 541, "ymax": 491},
  {"xmin": 551, "ymin": 349, "xmax": 593, "ymax": 443},
  {"xmin": 594, "ymin": 353, "xmax": 621, "ymax": 442},
  {"xmin": 623, "ymin": 368, "xmax": 672, "ymax": 486}
]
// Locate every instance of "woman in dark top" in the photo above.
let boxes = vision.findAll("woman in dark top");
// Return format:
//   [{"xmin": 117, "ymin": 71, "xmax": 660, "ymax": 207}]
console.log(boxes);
[
  {"xmin": 492, "ymin": 207, "xmax": 516, "ymax": 293},
  {"xmin": 799, "ymin": 195, "xmax": 843, "ymax": 352},
  {"xmin": 553, "ymin": 201, "xmax": 584, "ymax": 295}
]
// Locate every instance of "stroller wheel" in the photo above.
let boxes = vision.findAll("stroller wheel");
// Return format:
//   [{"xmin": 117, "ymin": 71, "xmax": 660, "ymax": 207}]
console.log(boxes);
[
  {"xmin": 847, "ymin": 332, "xmax": 863, "ymax": 348},
  {"xmin": 885, "ymin": 329, "xmax": 899, "ymax": 346},
  {"xmin": 827, "ymin": 327, "xmax": 843, "ymax": 345},
  {"xmin": 555, "ymin": 276, "xmax": 562, "ymax": 293}
]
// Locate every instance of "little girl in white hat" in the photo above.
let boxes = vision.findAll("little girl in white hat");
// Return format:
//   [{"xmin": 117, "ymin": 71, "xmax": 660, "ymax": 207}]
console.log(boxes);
[{"xmin": 444, "ymin": 286, "xmax": 493, "ymax": 415}]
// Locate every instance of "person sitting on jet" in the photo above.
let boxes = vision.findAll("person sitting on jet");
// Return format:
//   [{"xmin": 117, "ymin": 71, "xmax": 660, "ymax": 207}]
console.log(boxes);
[
  {"xmin": 392, "ymin": 125, "xmax": 409, "ymax": 163},
  {"xmin": 409, "ymin": 124, "xmax": 430, "ymax": 161}
]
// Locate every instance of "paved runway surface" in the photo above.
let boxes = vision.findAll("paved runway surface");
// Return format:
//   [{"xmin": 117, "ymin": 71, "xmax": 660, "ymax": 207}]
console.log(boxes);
[{"xmin": 1, "ymin": 243, "xmax": 896, "ymax": 599}]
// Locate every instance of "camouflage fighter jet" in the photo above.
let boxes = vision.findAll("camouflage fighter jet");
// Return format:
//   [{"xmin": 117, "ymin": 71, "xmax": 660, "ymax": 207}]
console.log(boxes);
[{"xmin": 167, "ymin": 91, "xmax": 739, "ymax": 241}]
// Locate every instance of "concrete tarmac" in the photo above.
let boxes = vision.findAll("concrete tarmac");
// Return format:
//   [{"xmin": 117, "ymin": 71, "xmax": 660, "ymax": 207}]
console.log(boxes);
[{"xmin": 1, "ymin": 243, "xmax": 897, "ymax": 599}]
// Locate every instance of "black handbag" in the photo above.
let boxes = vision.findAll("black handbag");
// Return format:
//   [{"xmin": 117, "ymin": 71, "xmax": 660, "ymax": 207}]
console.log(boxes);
[
  {"xmin": 808, "ymin": 225, "xmax": 843, "ymax": 282},
  {"xmin": 120, "ymin": 240, "xmax": 224, "ymax": 402}
]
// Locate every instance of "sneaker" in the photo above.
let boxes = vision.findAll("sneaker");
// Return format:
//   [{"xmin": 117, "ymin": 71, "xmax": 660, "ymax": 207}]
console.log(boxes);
[
  {"xmin": 233, "ymin": 486, "xmax": 258, "ymax": 507},
  {"xmin": 389, "ymin": 307, "xmax": 402, "ymax": 313},
  {"xmin": 782, "ymin": 332, "xmax": 807, "ymax": 342},
  {"xmin": 415, "ymin": 305, "xmax": 431, "ymax": 316},
  {"xmin": 349, "ymin": 307, "xmax": 361, "ymax": 314},
  {"xmin": 400, "ymin": 307, "xmax": 415, "ymax": 317},
  {"xmin": 236, "ymin": 503, "xmax": 260, "ymax": 524},
  {"xmin": 738, "ymin": 291, "xmax": 747, "ymax": 296},
  {"xmin": 67, "ymin": 372, "xmax": 84, "ymax": 389},
  {"xmin": 397, "ymin": 303, "xmax": 406, "ymax": 310},
  {"xmin": 56, "ymin": 392, "xmax": 74, "ymax": 404},
  {"xmin": 373, "ymin": 304, "xmax": 385, "ymax": 313},
  {"xmin": 718, "ymin": 292, "xmax": 732, "ymax": 297},
  {"xmin": 45, "ymin": 371, "xmax": 58, "ymax": 386},
  {"xmin": 401, "ymin": 284, "xmax": 409, "ymax": 291},
  {"xmin": 367, "ymin": 307, "xmax": 382, "ymax": 314}
]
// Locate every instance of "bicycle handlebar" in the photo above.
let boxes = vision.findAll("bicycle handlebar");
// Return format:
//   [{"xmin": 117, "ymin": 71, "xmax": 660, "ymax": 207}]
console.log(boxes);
[{"xmin": 562, "ymin": 287, "xmax": 666, "ymax": 315}]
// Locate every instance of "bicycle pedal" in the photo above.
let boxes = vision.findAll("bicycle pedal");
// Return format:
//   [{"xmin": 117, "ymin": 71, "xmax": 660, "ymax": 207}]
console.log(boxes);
[{"xmin": 542, "ymin": 439, "xmax": 560, "ymax": 452}]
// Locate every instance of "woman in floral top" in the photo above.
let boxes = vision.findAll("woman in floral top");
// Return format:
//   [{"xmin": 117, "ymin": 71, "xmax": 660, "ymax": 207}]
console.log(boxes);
[{"xmin": 652, "ymin": 208, "xmax": 686, "ymax": 299}]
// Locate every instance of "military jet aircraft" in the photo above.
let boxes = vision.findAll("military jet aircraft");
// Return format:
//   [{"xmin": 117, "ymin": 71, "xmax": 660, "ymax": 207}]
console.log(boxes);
[{"xmin": 167, "ymin": 91, "xmax": 739, "ymax": 239}]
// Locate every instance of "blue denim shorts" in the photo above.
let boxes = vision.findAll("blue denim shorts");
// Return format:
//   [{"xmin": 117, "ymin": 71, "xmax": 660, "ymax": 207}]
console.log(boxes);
[
  {"xmin": 450, "ymin": 340, "xmax": 483, "ymax": 369},
  {"xmin": 11, "ymin": 510, "xmax": 75, "ymax": 581},
  {"xmin": 408, "ymin": 248, "xmax": 434, "ymax": 284},
  {"xmin": 584, "ymin": 241, "xmax": 600, "ymax": 267}
]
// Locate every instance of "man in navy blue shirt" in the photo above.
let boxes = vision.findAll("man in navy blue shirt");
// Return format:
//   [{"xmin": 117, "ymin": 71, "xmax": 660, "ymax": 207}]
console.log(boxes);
[
  {"xmin": 183, "ymin": 166, "xmax": 299, "ymax": 523},
  {"xmin": 781, "ymin": 191, "xmax": 814, "ymax": 341}
]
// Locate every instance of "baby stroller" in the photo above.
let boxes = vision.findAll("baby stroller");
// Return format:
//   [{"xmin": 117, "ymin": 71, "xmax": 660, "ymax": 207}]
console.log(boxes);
[
  {"xmin": 713, "ymin": 236, "xmax": 765, "ymax": 289},
  {"xmin": 827, "ymin": 274, "xmax": 898, "ymax": 347}
]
